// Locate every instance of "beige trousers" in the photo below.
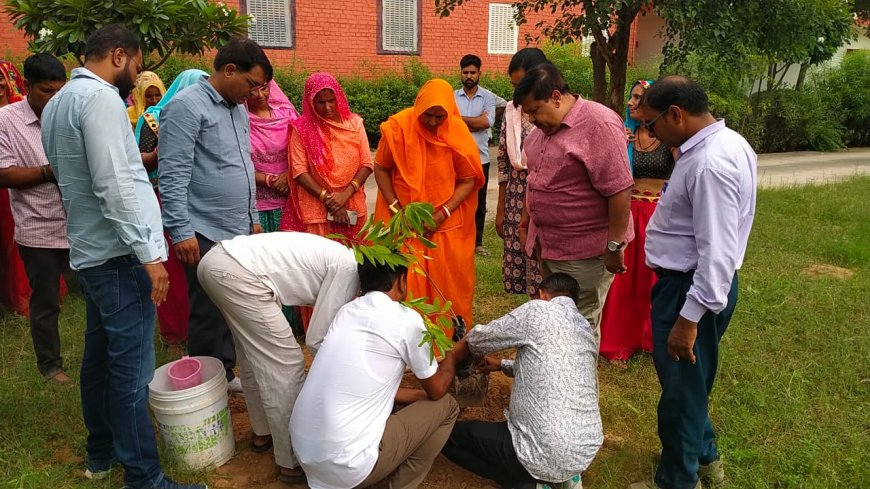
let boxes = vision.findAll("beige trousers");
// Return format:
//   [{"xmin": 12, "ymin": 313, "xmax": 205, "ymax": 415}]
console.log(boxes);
[
  {"xmin": 542, "ymin": 256, "xmax": 614, "ymax": 346},
  {"xmin": 355, "ymin": 395, "xmax": 460, "ymax": 489},
  {"xmin": 198, "ymin": 244, "xmax": 305, "ymax": 468}
]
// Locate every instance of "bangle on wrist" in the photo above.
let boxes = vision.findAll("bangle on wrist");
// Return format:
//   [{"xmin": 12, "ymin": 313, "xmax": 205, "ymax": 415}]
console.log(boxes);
[
  {"xmin": 319, "ymin": 188, "xmax": 328, "ymax": 202},
  {"xmin": 350, "ymin": 180, "xmax": 360, "ymax": 192},
  {"xmin": 388, "ymin": 199, "xmax": 400, "ymax": 214},
  {"xmin": 441, "ymin": 205, "xmax": 451, "ymax": 218},
  {"xmin": 40, "ymin": 165, "xmax": 49, "ymax": 182}
]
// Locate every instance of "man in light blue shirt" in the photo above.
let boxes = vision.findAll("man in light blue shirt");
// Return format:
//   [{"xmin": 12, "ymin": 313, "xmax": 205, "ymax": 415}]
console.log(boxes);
[
  {"xmin": 629, "ymin": 76, "xmax": 757, "ymax": 489},
  {"xmin": 158, "ymin": 39, "xmax": 271, "ymax": 389},
  {"xmin": 41, "ymin": 24, "xmax": 204, "ymax": 489},
  {"xmin": 455, "ymin": 54, "xmax": 498, "ymax": 256}
]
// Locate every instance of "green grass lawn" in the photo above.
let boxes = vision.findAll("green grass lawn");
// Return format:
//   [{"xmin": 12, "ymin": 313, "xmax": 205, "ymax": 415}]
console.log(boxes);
[{"xmin": 2, "ymin": 177, "xmax": 869, "ymax": 488}]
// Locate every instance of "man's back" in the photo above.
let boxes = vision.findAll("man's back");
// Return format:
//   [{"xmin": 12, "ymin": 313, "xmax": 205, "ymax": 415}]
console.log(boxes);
[
  {"xmin": 157, "ymin": 77, "xmax": 256, "ymax": 244},
  {"xmin": 291, "ymin": 291, "xmax": 437, "ymax": 489},
  {"xmin": 466, "ymin": 296, "xmax": 603, "ymax": 481}
]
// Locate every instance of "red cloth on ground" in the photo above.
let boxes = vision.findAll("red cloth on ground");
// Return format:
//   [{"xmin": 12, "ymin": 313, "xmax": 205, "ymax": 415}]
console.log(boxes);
[{"xmin": 599, "ymin": 196, "xmax": 658, "ymax": 360}]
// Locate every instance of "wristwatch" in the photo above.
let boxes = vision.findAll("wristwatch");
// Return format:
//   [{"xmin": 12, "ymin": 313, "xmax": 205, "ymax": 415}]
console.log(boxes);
[{"xmin": 606, "ymin": 240, "xmax": 626, "ymax": 252}]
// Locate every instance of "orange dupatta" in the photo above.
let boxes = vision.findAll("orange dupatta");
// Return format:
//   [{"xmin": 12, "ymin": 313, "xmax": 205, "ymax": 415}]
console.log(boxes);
[{"xmin": 374, "ymin": 79, "xmax": 484, "ymax": 327}]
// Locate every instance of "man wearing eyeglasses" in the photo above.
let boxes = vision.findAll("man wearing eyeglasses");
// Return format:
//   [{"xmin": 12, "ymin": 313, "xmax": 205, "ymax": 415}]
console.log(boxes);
[
  {"xmin": 628, "ymin": 76, "xmax": 757, "ymax": 489},
  {"xmin": 512, "ymin": 63, "xmax": 634, "ymax": 344},
  {"xmin": 158, "ymin": 38, "xmax": 272, "ymax": 393}
]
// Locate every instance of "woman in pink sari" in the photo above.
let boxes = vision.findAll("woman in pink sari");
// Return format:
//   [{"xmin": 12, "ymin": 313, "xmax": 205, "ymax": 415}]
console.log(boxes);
[
  {"xmin": 280, "ymin": 72, "xmax": 372, "ymax": 237},
  {"xmin": 248, "ymin": 79, "xmax": 304, "ymax": 232}
]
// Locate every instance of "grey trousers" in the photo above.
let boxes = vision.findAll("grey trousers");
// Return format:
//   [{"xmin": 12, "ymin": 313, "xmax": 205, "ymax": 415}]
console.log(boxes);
[
  {"xmin": 198, "ymin": 244, "xmax": 305, "ymax": 468},
  {"xmin": 542, "ymin": 256, "xmax": 614, "ymax": 346}
]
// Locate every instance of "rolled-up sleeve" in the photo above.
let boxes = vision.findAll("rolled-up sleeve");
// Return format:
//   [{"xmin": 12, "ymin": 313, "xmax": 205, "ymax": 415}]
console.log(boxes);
[
  {"xmin": 485, "ymin": 93, "xmax": 497, "ymax": 128},
  {"xmin": 158, "ymin": 98, "xmax": 199, "ymax": 243},
  {"xmin": 81, "ymin": 91, "xmax": 163, "ymax": 263},
  {"xmin": 682, "ymin": 165, "xmax": 741, "ymax": 322}
]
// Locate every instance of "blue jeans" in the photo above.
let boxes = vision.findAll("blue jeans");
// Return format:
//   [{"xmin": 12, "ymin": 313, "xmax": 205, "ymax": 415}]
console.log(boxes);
[
  {"xmin": 651, "ymin": 271, "xmax": 738, "ymax": 489},
  {"xmin": 77, "ymin": 256, "xmax": 163, "ymax": 489}
]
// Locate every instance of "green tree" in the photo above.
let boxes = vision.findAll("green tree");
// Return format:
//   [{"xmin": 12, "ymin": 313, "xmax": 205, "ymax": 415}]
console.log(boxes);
[
  {"xmin": 5, "ymin": 0, "xmax": 251, "ymax": 70},
  {"xmin": 435, "ymin": 0, "xmax": 652, "ymax": 115},
  {"xmin": 658, "ymin": 0, "xmax": 857, "ymax": 91}
]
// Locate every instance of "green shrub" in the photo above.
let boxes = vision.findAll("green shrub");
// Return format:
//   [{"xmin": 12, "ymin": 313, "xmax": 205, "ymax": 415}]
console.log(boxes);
[
  {"xmin": 748, "ymin": 89, "xmax": 844, "ymax": 153},
  {"xmin": 542, "ymin": 43, "xmax": 594, "ymax": 98},
  {"xmin": 342, "ymin": 71, "xmax": 420, "ymax": 147},
  {"xmin": 153, "ymin": 55, "xmax": 211, "ymax": 87},
  {"xmin": 811, "ymin": 51, "xmax": 870, "ymax": 146}
]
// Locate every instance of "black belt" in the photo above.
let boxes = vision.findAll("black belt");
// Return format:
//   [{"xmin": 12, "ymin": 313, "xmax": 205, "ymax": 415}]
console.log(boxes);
[{"xmin": 653, "ymin": 268, "xmax": 695, "ymax": 279}]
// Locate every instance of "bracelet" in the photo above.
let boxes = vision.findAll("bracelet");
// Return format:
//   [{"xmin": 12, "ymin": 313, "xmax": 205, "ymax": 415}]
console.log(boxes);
[
  {"xmin": 441, "ymin": 205, "xmax": 451, "ymax": 218},
  {"xmin": 349, "ymin": 180, "xmax": 360, "ymax": 192},
  {"xmin": 388, "ymin": 199, "xmax": 400, "ymax": 214},
  {"xmin": 266, "ymin": 174, "xmax": 277, "ymax": 188},
  {"xmin": 319, "ymin": 188, "xmax": 328, "ymax": 202},
  {"xmin": 40, "ymin": 165, "xmax": 50, "ymax": 183}
]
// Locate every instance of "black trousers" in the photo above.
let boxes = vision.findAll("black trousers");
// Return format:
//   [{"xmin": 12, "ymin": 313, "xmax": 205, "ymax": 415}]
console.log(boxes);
[
  {"xmin": 17, "ymin": 245, "xmax": 70, "ymax": 377},
  {"xmin": 441, "ymin": 420, "xmax": 538, "ymax": 489},
  {"xmin": 183, "ymin": 234, "xmax": 236, "ymax": 381},
  {"xmin": 651, "ymin": 270, "xmax": 738, "ymax": 489},
  {"xmin": 475, "ymin": 162, "xmax": 490, "ymax": 247}
]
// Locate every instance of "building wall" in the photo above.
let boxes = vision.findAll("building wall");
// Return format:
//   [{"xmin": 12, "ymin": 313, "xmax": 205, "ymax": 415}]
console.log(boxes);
[
  {"xmin": 226, "ymin": 0, "xmax": 561, "ymax": 76},
  {"xmin": 632, "ymin": 11, "xmax": 665, "ymax": 66},
  {"xmin": 0, "ymin": 12, "xmax": 32, "ymax": 60}
]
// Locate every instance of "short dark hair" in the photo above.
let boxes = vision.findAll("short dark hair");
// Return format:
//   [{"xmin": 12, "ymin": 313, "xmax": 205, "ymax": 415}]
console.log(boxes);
[
  {"xmin": 512, "ymin": 62, "xmax": 569, "ymax": 107},
  {"xmin": 540, "ymin": 273, "xmax": 580, "ymax": 303},
  {"xmin": 214, "ymin": 38, "xmax": 273, "ymax": 81},
  {"xmin": 23, "ymin": 54, "xmax": 66, "ymax": 84},
  {"xmin": 460, "ymin": 54, "xmax": 481, "ymax": 70},
  {"xmin": 84, "ymin": 24, "xmax": 141, "ymax": 62},
  {"xmin": 358, "ymin": 261, "xmax": 408, "ymax": 294},
  {"xmin": 507, "ymin": 47, "xmax": 547, "ymax": 75},
  {"xmin": 641, "ymin": 76, "xmax": 709, "ymax": 116}
]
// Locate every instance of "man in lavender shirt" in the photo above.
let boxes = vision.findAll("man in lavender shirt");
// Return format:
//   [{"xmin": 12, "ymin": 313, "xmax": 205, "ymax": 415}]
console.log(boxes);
[
  {"xmin": 628, "ymin": 77, "xmax": 756, "ymax": 489},
  {"xmin": 514, "ymin": 63, "xmax": 634, "ymax": 343}
]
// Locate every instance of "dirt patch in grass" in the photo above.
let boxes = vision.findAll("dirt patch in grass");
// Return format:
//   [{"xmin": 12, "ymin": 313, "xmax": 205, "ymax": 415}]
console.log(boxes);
[{"xmin": 803, "ymin": 264, "xmax": 855, "ymax": 279}]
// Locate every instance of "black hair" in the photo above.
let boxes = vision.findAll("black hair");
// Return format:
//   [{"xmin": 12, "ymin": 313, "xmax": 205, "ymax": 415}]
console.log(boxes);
[
  {"xmin": 507, "ymin": 47, "xmax": 548, "ymax": 75},
  {"xmin": 540, "ymin": 273, "xmax": 580, "ymax": 303},
  {"xmin": 358, "ymin": 261, "xmax": 408, "ymax": 294},
  {"xmin": 641, "ymin": 76, "xmax": 709, "ymax": 116},
  {"xmin": 460, "ymin": 54, "xmax": 482, "ymax": 70},
  {"xmin": 512, "ymin": 62, "xmax": 569, "ymax": 107},
  {"xmin": 214, "ymin": 38, "xmax": 273, "ymax": 81},
  {"xmin": 84, "ymin": 24, "xmax": 141, "ymax": 62},
  {"xmin": 23, "ymin": 53, "xmax": 66, "ymax": 84}
]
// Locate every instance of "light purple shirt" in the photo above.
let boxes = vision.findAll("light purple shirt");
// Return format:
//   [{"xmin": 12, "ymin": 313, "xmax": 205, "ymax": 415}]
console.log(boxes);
[{"xmin": 645, "ymin": 120, "xmax": 757, "ymax": 322}]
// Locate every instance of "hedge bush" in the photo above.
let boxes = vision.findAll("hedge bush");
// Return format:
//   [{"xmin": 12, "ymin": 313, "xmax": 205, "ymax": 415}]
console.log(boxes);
[{"xmin": 151, "ymin": 47, "xmax": 870, "ymax": 153}]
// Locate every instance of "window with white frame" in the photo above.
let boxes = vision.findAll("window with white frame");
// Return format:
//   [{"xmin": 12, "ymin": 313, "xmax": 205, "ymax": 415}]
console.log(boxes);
[
  {"xmin": 380, "ymin": 0, "xmax": 419, "ymax": 54},
  {"xmin": 488, "ymin": 3, "xmax": 518, "ymax": 55},
  {"xmin": 246, "ymin": 0, "xmax": 293, "ymax": 49}
]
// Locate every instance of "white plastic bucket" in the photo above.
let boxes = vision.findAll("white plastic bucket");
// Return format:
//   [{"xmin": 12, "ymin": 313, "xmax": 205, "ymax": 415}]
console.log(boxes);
[{"xmin": 149, "ymin": 356, "xmax": 235, "ymax": 471}]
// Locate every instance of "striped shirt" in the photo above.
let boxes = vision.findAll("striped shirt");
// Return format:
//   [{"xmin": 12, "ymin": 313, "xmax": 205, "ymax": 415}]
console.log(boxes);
[{"xmin": 0, "ymin": 98, "xmax": 68, "ymax": 249}]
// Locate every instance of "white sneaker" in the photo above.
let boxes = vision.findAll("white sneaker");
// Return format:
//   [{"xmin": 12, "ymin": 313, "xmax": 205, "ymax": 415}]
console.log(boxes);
[
  {"xmin": 84, "ymin": 468, "xmax": 111, "ymax": 480},
  {"xmin": 538, "ymin": 474, "xmax": 582, "ymax": 489},
  {"xmin": 227, "ymin": 377, "xmax": 243, "ymax": 394}
]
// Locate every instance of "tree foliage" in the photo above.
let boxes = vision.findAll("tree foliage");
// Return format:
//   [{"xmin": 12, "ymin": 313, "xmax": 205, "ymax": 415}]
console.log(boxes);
[
  {"xmin": 435, "ymin": 0, "xmax": 652, "ymax": 115},
  {"xmin": 5, "ymin": 0, "xmax": 251, "ymax": 70},
  {"xmin": 329, "ymin": 203, "xmax": 455, "ymax": 363},
  {"xmin": 658, "ymin": 0, "xmax": 857, "ymax": 91}
]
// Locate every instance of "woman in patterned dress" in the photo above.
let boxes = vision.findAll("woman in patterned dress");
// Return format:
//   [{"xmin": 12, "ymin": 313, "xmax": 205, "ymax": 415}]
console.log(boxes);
[{"xmin": 495, "ymin": 48, "xmax": 548, "ymax": 297}]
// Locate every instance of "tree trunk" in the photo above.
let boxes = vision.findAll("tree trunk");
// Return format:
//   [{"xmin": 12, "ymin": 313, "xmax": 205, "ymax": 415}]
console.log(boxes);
[
  {"xmin": 795, "ymin": 63, "xmax": 810, "ymax": 91},
  {"xmin": 606, "ymin": 5, "xmax": 636, "ymax": 116},
  {"xmin": 590, "ymin": 41, "xmax": 607, "ymax": 104}
]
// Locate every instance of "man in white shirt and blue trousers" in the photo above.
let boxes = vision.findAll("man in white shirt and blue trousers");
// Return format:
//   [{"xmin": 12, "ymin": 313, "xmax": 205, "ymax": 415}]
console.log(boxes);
[
  {"xmin": 455, "ymin": 54, "xmax": 497, "ymax": 256},
  {"xmin": 629, "ymin": 76, "xmax": 757, "ymax": 489}
]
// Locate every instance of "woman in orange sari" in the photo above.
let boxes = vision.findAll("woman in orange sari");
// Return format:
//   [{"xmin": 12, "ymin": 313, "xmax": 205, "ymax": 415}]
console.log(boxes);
[
  {"xmin": 374, "ymin": 79, "xmax": 484, "ymax": 328},
  {"xmin": 282, "ymin": 72, "xmax": 372, "ymax": 238}
]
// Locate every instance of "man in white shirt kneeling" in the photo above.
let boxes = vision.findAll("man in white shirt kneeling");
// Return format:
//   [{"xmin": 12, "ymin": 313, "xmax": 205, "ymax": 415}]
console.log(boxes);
[{"xmin": 290, "ymin": 260, "xmax": 463, "ymax": 489}]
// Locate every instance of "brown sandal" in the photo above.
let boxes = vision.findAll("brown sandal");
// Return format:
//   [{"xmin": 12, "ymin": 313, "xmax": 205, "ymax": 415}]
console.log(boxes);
[{"xmin": 251, "ymin": 434, "xmax": 273, "ymax": 453}]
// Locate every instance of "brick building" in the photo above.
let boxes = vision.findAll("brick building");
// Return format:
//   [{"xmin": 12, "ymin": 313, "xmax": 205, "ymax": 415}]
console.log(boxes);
[{"xmin": 0, "ymin": 1, "xmax": 665, "ymax": 76}]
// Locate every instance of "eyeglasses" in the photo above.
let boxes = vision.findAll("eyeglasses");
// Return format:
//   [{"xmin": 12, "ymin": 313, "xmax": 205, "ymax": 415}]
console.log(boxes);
[
  {"xmin": 242, "ymin": 74, "xmax": 267, "ymax": 91},
  {"xmin": 121, "ymin": 50, "xmax": 143, "ymax": 74},
  {"xmin": 643, "ymin": 107, "xmax": 670, "ymax": 133}
]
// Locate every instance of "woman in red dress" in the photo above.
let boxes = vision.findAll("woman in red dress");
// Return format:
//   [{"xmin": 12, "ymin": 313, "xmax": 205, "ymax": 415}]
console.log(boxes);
[{"xmin": 599, "ymin": 80, "xmax": 676, "ymax": 364}]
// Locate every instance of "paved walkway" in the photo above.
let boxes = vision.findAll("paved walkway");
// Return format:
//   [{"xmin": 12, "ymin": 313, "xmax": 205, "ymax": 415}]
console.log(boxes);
[{"xmin": 364, "ymin": 147, "xmax": 870, "ymax": 216}]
